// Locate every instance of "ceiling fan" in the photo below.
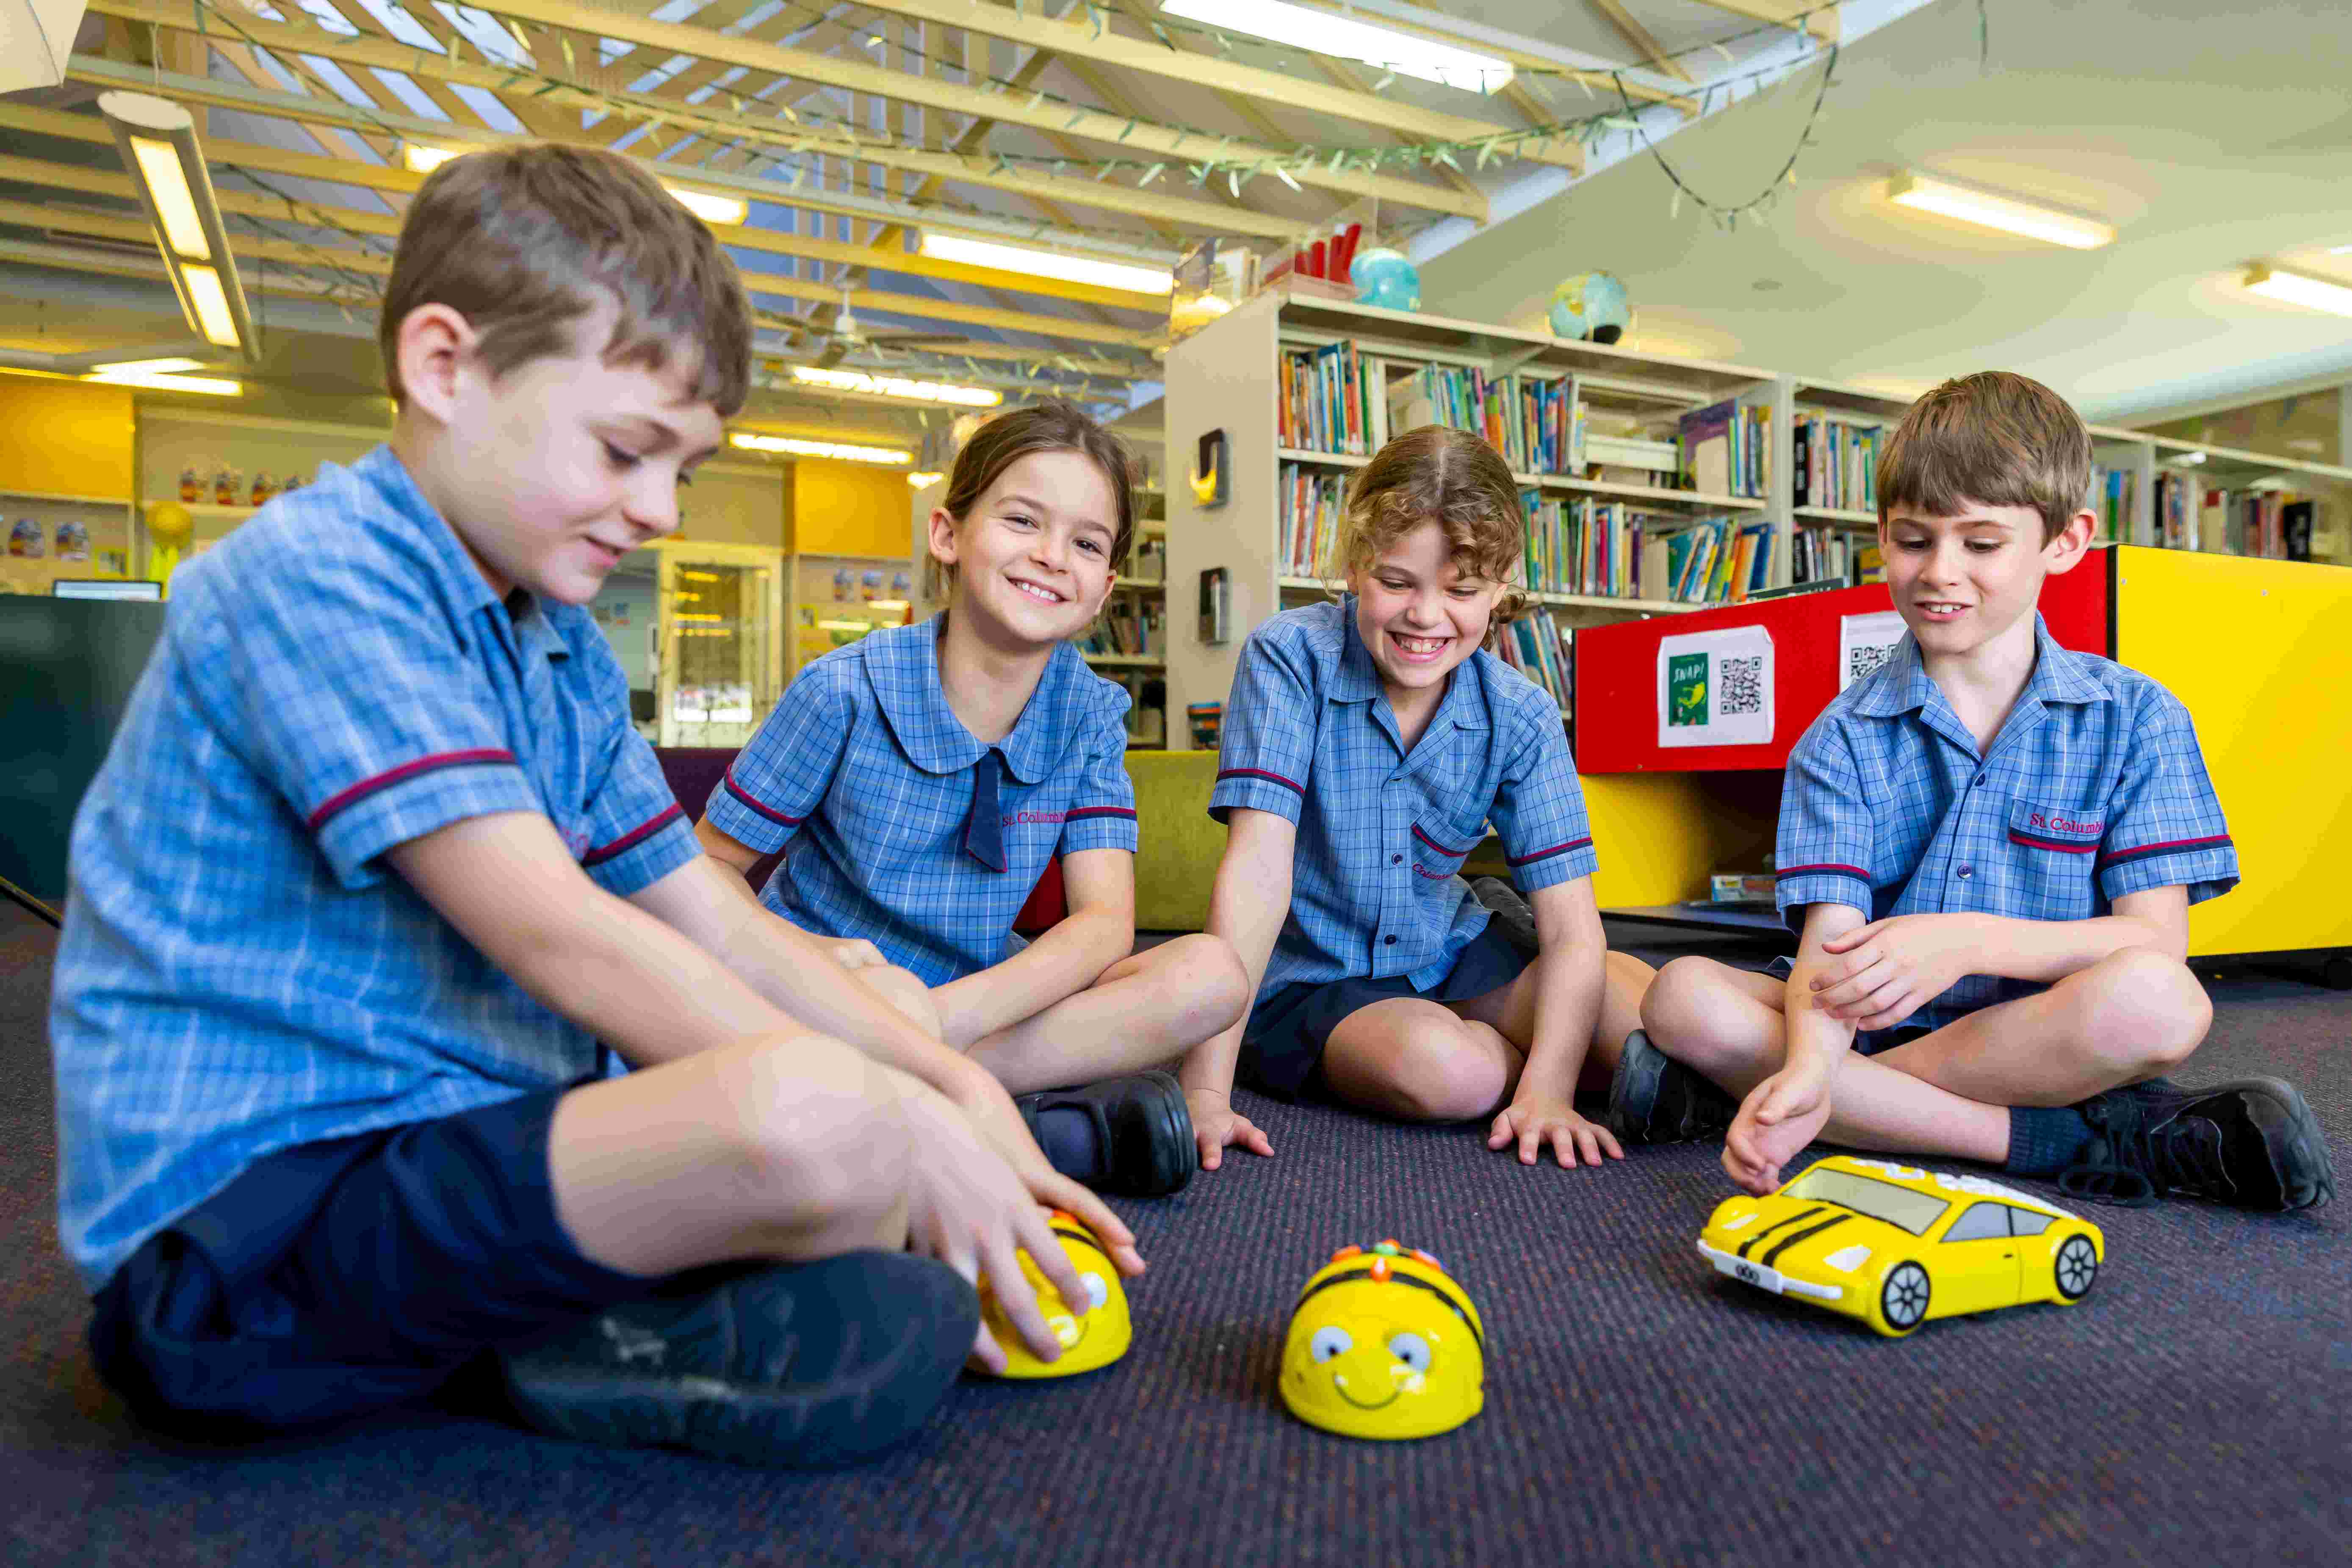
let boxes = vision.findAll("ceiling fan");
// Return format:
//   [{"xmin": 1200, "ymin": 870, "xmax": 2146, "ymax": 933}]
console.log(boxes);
[{"xmin": 812, "ymin": 287, "xmax": 966, "ymax": 368}]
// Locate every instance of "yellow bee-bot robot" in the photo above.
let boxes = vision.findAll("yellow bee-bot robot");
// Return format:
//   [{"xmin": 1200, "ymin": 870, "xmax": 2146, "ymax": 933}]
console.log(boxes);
[
  {"xmin": 976, "ymin": 1212, "xmax": 1132, "ymax": 1378},
  {"xmin": 1278, "ymin": 1240, "xmax": 1485, "ymax": 1439}
]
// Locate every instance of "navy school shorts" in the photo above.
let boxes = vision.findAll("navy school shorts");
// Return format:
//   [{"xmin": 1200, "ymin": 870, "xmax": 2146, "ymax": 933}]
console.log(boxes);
[
  {"xmin": 89, "ymin": 1081, "xmax": 652, "ymax": 1436},
  {"xmin": 1239, "ymin": 924, "xmax": 1528, "ymax": 1099}
]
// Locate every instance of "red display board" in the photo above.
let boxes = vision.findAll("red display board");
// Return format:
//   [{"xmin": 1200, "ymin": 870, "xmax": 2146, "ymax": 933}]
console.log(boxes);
[{"xmin": 1573, "ymin": 553, "xmax": 2112, "ymax": 773}]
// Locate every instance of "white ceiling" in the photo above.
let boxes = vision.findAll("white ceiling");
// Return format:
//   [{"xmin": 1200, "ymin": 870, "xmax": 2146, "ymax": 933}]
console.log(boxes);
[{"xmin": 1417, "ymin": 0, "xmax": 2352, "ymax": 422}]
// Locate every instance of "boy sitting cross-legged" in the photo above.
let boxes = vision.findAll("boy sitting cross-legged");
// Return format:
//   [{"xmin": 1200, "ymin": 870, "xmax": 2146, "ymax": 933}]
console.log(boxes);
[
  {"xmin": 1620, "ymin": 371, "xmax": 2333, "ymax": 1212},
  {"xmin": 51, "ymin": 144, "xmax": 1138, "ymax": 1467}
]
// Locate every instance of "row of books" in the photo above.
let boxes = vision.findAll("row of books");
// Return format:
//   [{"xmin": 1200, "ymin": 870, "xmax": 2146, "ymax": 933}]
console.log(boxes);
[
  {"xmin": 1522, "ymin": 495, "xmax": 1652, "ymax": 600},
  {"xmin": 1079, "ymin": 600, "xmax": 1164, "ymax": 658},
  {"xmin": 1387, "ymin": 366, "xmax": 1589, "ymax": 476},
  {"xmin": 1494, "ymin": 611, "xmax": 1574, "ymax": 717},
  {"xmin": 2089, "ymin": 467, "xmax": 2138, "ymax": 543},
  {"xmin": 1665, "ymin": 518, "xmax": 1776, "ymax": 605},
  {"xmin": 2150, "ymin": 474, "xmax": 2322, "ymax": 559},
  {"xmin": 1790, "ymin": 525, "xmax": 1859, "ymax": 586},
  {"xmin": 1277, "ymin": 462, "xmax": 1350, "ymax": 578},
  {"xmin": 1677, "ymin": 400, "xmax": 1771, "ymax": 500},
  {"xmin": 1276, "ymin": 341, "xmax": 1378, "ymax": 456},
  {"xmin": 1792, "ymin": 416, "xmax": 1883, "ymax": 512}
]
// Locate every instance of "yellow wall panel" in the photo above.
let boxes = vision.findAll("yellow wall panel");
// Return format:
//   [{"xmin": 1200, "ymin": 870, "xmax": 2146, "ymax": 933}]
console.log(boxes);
[
  {"xmin": 0, "ymin": 376, "xmax": 134, "ymax": 501},
  {"xmin": 793, "ymin": 459, "xmax": 912, "ymax": 558},
  {"xmin": 2114, "ymin": 545, "xmax": 2352, "ymax": 957}
]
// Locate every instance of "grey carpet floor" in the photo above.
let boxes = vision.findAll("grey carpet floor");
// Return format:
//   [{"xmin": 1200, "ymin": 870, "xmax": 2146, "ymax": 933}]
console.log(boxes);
[{"xmin": 2, "ymin": 902, "xmax": 2344, "ymax": 1567}]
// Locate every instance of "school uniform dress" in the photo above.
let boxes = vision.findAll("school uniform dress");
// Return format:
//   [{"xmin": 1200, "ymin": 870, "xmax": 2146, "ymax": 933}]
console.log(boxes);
[
  {"xmin": 1210, "ymin": 597, "xmax": 1598, "ymax": 1095},
  {"xmin": 51, "ymin": 446, "xmax": 704, "ymax": 1426},
  {"xmin": 1774, "ymin": 615, "xmax": 2237, "ymax": 1050},
  {"xmin": 703, "ymin": 613, "xmax": 1139, "ymax": 984}
]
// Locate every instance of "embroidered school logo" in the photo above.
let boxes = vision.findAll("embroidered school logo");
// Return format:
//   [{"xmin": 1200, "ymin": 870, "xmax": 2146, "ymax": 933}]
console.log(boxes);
[
  {"xmin": 559, "ymin": 824, "xmax": 592, "ymax": 857},
  {"xmin": 1002, "ymin": 810, "xmax": 1068, "ymax": 827},
  {"xmin": 2028, "ymin": 811, "xmax": 2105, "ymax": 835},
  {"xmin": 1667, "ymin": 653, "xmax": 1708, "ymax": 728}
]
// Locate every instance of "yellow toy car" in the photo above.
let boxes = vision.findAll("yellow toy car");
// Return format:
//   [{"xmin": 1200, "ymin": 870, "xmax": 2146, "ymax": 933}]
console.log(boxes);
[
  {"xmin": 976, "ymin": 1212, "xmax": 1131, "ymax": 1378},
  {"xmin": 1278, "ymin": 1240, "xmax": 1484, "ymax": 1440},
  {"xmin": 1697, "ymin": 1155, "xmax": 2106, "ymax": 1338}
]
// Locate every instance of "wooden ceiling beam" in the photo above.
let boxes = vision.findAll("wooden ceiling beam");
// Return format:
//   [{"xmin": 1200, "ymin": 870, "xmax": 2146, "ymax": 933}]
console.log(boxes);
[{"xmin": 1683, "ymin": 0, "xmax": 1840, "ymax": 45}]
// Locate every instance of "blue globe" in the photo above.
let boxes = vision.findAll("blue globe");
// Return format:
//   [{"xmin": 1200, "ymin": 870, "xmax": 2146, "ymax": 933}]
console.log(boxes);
[
  {"xmin": 1548, "ymin": 271, "xmax": 1632, "ymax": 344},
  {"xmin": 1349, "ymin": 247, "xmax": 1420, "ymax": 312}
]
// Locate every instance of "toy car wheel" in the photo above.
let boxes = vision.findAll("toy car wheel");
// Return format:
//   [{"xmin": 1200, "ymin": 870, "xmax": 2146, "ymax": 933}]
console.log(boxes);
[
  {"xmin": 2053, "ymin": 1233, "xmax": 2099, "ymax": 1301},
  {"xmin": 1879, "ymin": 1261, "xmax": 1931, "ymax": 1335}
]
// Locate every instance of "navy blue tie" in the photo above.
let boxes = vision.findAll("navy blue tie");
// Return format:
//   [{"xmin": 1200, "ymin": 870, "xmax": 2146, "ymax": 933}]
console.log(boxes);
[{"xmin": 963, "ymin": 748, "xmax": 1005, "ymax": 872}]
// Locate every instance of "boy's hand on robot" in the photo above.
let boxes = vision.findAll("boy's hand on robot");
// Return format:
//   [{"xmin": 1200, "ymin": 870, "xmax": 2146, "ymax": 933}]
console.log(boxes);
[
  {"xmin": 1187, "ymin": 1085, "xmax": 1273, "ymax": 1170},
  {"xmin": 949, "ymin": 1073, "xmax": 1146, "ymax": 1280},
  {"xmin": 1724, "ymin": 1059, "xmax": 1835, "ymax": 1195},
  {"xmin": 1811, "ymin": 913, "xmax": 1976, "ymax": 1031},
  {"xmin": 1487, "ymin": 1095, "xmax": 1623, "ymax": 1168}
]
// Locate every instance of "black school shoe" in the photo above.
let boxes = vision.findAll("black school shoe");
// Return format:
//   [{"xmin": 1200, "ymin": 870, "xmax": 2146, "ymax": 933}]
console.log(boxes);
[
  {"xmin": 501, "ymin": 1251, "xmax": 976, "ymax": 1468},
  {"xmin": 2063, "ymin": 1076, "xmax": 2336, "ymax": 1212},
  {"xmin": 1606, "ymin": 1029, "xmax": 1738, "ymax": 1145},
  {"xmin": 1469, "ymin": 877, "xmax": 1540, "ymax": 958},
  {"xmin": 1015, "ymin": 1068, "xmax": 1196, "ymax": 1197}
]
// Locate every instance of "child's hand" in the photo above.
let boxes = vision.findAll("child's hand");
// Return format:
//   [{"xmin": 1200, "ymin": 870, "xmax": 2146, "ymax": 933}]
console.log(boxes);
[
  {"xmin": 1186, "ymin": 1086, "xmax": 1273, "ymax": 1170},
  {"xmin": 896, "ymin": 1082, "xmax": 1102, "ymax": 1373},
  {"xmin": 1810, "ymin": 913, "xmax": 1977, "ymax": 1030},
  {"xmin": 1488, "ymin": 1094, "xmax": 1623, "ymax": 1168},
  {"xmin": 946, "ymin": 1070, "xmax": 1144, "ymax": 1280},
  {"xmin": 1723, "ymin": 1060, "xmax": 1834, "ymax": 1195}
]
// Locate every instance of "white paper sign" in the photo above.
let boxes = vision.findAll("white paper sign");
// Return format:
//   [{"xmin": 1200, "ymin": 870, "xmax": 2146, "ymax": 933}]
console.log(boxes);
[
  {"xmin": 1838, "ymin": 610, "xmax": 1908, "ymax": 693},
  {"xmin": 1656, "ymin": 624, "xmax": 1776, "ymax": 748}
]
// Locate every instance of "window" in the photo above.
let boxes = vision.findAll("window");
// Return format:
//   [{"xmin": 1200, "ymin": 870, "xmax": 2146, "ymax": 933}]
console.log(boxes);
[
  {"xmin": 1942, "ymin": 1203, "xmax": 2012, "ymax": 1243},
  {"xmin": 2007, "ymin": 1208, "xmax": 2054, "ymax": 1237},
  {"xmin": 1779, "ymin": 1167, "xmax": 1952, "ymax": 1236}
]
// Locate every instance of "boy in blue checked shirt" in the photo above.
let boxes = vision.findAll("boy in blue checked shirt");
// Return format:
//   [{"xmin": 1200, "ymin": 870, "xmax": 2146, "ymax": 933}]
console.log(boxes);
[
  {"xmin": 50, "ymin": 146, "xmax": 1140, "ymax": 1466},
  {"xmin": 696, "ymin": 404, "xmax": 1249, "ymax": 1198},
  {"xmin": 1626, "ymin": 372, "xmax": 2333, "ymax": 1212},
  {"xmin": 1179, "ymin": 427, "xmax": 1656, "ymax": 1171}
]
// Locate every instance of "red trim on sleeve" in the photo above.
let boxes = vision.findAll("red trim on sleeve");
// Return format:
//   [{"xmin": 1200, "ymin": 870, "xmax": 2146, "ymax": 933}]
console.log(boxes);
[
  {"xmin": 1065, "ymin": 805, "xmax": 1138, "ymax": 822},
  {"xmin": 307, "ymin": 748, "xmax": 517, "ymax": 832},
  {"xmin": 582, "ymin": 803, "xmax": 685, "ymax": 868},
  {"xmin": 1411, "ymin": 824, "xmax": 1471, "ymax": 858},
  {"xmin": 1216, "ymin": 767, "xmax": 1305, "ymax": 796},
  {"xmin": 2097, "ymin": 834, "xmax": 2233, "ymax": 871},
  {"xmin": 722, "ymin": 768, "xmax": 805, "ymax": 828},
  {"xmin": 1775, "ymin": 863, "xmax": 1872, "ymax": 881},
  {"xmin": 1506, "ymin": 836, "xmax": 1593, "ymax": 868}
]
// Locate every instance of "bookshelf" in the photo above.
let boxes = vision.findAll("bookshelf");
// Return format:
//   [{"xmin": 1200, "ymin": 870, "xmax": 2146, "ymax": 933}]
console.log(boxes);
[{"xmin": 1164, "ymin": 292, "xmax": 1779, "ymax": 742}]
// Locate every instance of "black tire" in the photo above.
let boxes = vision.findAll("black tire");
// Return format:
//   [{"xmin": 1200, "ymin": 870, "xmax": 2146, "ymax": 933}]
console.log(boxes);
[
  {"xmin": 2053, "ymin": 1233, "xmax": 2100, "ymax": 1301},
  {"xmin": 1879, "ymin": 1261, "xmax": 1931, "ymax": 1335}
]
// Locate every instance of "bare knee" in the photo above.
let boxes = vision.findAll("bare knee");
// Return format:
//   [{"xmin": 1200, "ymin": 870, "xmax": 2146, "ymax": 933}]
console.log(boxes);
[
  {"xmin": 1641, "ymin": 956, "xmax": 1773, "ymax": 1075},
  {"xmin": 861, "ymin": 964, "xmax": 941, "ymax": 1040},
  {"xmin": 1372, "ymin": 1018, "xmax": 1511, "ymax": 1123},
  {"xmin": 1151, "ymin": 933, "xmax": 1252, "ymax": 1041},
  {"xmin": 2071, "ymin": 948, "xmax": 2211, "ymax": 1076},
  {"xmin": 733, "ymin": 1034, "xmax": 911, "ymax": 1239}
]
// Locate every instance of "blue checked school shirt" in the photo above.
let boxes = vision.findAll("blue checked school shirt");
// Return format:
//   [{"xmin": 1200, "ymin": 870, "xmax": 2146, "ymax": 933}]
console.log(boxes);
[
  {"xmin": 703, "ymin": 614, "xmax": 1139, "ymax": 986},
  {"xmin": 1209, "ymin": 596, "xmax": 1598, "ymax": 1001},
  {"xmin": 50, "ymin": 445, "xmax": 698, "ymax": 1292},
  {"xmin": 1776, "ymin": 613, "xmax": 2237, "ymax": 1026}
]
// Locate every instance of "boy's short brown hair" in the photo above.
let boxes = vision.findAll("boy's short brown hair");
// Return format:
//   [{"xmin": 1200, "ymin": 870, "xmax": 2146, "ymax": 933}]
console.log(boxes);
[
  {"xmin": 1330, "ymin": 424, "xmax": 1528, "ymax": 622},
  {"xmin": 1877, "ymin": 371, "xmax": 2092, "ymax": 544},
  {"xmin": 927, "ymin": 401, "xmax": 1137, "ymax": 602},
  {"xmin": 378, "ymin": 143, "xmax": 753, "ymax": 417}
]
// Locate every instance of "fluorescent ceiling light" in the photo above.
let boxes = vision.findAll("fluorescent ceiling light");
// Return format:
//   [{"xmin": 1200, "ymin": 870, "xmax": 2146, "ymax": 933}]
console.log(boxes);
[
  {"xmin": 919, "ymin": 232, "xmax": 1173, "ymax": 296},
  {"xmin": 1157, "ymin": 0, "xmax": 1511, "ymax": 92},
  {"xmin": 666, "ymin": 186, "xmax": 747, "ymax": 226},
  {"xmin": 84, "ymin": 368, "xmax": 244, "ymax": 395},
  {"xmin": 907, "ymin": 470, "xmax": 945, "ymax": 488},
  {"xmin": 404, "ymin": 143, "xmax": 744, "ymax": 224},
  {"xmin": 1884, "ymin": 171, "xmax": 2114, "ymax": 250},
  {"xmin": 2244, "ymin": 263, "xmax": 2352, "ymax": 318},
  {"xmin": 180, "ymin": 265, "xmax": 241, "ymax": 349},
  {"xmin": 2167, "ymin": 450, "xmax": 2206, "ymax": 466},
  {"xmin": 89, "ymin": 357, "xmax": 206, "ymax": 375},
  {"xmin": 790, "ymin": 366, "xmax": 1003, "ymax": 408},
  {"xmin": 729, "ymin": 432, "xmax": 913, "ymax": 464},
  {"xmin": 129, "ymin": 137, "xmax": 209, "ymax": 259}
]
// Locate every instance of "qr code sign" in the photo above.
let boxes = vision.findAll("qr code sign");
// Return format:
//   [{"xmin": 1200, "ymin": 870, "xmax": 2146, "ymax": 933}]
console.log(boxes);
[
  {"xmin": 1846, "ymin": 641, "xmax": 1897, "ymax": 687},
  {"xmin": 1719, "ymin": 655, "xmax": 1765, "ymax": 716}
]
